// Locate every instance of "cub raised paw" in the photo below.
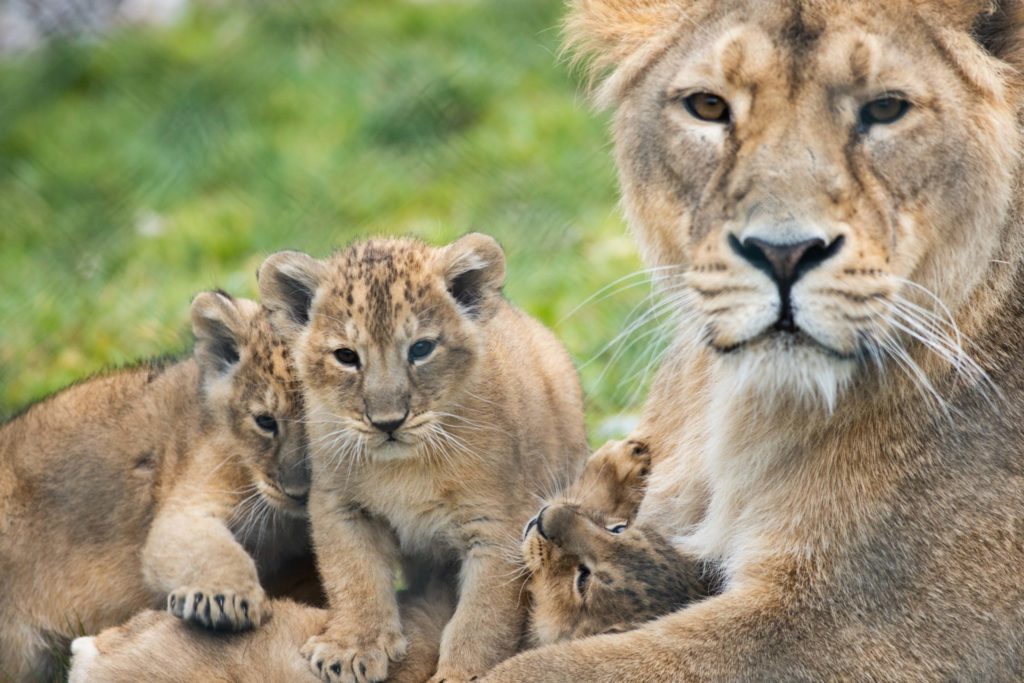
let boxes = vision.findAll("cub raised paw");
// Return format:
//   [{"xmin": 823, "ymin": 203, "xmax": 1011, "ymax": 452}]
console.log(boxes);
[
  {"xmin": 168, "ymin": 584, "xmax": 269, "ymax": 630},
  {"xmin": 301, "ymin": 628, "xmax": 408, "ymax": 683},
  {"xmin": 566, "ymin": 438, "xmax": 652, "ymax": 522}
]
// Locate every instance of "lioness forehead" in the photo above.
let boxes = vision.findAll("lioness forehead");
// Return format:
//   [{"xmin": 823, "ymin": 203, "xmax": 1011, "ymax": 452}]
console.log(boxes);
[{"xmin": 670, "ymin": 1, "xmax": 989, "ymax": 94}]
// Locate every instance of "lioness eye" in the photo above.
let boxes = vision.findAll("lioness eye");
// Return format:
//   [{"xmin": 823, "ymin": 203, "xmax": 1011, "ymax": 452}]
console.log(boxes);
[
  {"xmin": 607, "ymin": 523, "xmax": 628, "ymax": 534},
  {"xmin": 575, "ymin": 565, "xmax": 591, "ymax": 596},
  {"xmin": 253, "ymin": 414, "xmax": 278, "ymax": 434},
  {"xmin": 334, "ymin": 348, "xmax": 360, "ymax": 368},
  {"xmin": 683, "ymin": 92, "xmax": 731, "ymax": 124},
  {"xmin": 408, "ymin": 339, "xmax": 437, "ymax": 363},
  {"xmin": 860, "ymin": 97, "xmax": 910, "ymax": 128}
]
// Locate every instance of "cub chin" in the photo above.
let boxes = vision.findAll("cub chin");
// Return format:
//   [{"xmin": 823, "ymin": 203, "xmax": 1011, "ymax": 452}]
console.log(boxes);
[
  {"xmin": 257, "ymin": 234, "xmax": 588, "ymax": 683},
  {"xmin": 0, "ymin": 291, "xmax": 312, "ymax": 682}
]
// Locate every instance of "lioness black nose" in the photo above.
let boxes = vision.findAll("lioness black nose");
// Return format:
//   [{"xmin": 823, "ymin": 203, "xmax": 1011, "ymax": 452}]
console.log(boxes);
[
  {"xmin": 370, "ymin": 415, "xmax": 407, "ymax": 435},
  {"xmin": 730, "ymin": 235, "xmax": 844, "ymax": 289}
]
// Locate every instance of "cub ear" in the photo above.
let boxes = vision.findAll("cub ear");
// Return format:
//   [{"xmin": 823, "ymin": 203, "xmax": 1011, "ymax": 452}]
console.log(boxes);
[
  {"xmin": 191, "ymin": 290, "xmax": 249, "ymax": 376},
  {"xmin": 564, "ymin": 0, "xmax": 692, "ymax": 103},
  {"xmin": 440, "ymin": 233, "xmax": 506, "ymax": 321},
  {"xmin": 258, "ymin": 251, "xmax": 325, "ymax": 340}
]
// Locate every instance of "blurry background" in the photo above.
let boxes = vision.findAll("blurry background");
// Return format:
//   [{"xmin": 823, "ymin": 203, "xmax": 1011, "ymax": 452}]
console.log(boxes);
[{"xmin": 0, "ymin": 0, "xmax": 670, "ymax": 439}]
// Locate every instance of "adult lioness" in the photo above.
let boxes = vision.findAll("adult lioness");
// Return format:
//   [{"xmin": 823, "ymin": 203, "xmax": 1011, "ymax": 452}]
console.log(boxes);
[
  {"xmin": 486, "ymin": 1, "xmax": 1024, "ymax": 681},
  {"xmin": 0, "ymin": 292, "xmax": 311, "ymax": 682}
]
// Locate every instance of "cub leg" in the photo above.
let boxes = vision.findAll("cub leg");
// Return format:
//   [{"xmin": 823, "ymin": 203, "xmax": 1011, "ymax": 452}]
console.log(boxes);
[
  {"xmin": 142, "ymin": 496, "xmax": 268, "ymax": 631},
  {"xmin": 302, "ymin": 495, "xmax": 405, "ymax": 683},
  {"xmin": 431, "ymin": 547, "xmax": 527, "ymax": 683}
]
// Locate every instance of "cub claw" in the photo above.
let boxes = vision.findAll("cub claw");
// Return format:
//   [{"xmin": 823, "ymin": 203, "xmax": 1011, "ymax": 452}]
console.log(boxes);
[
  {"xmin": 166, "ymin": 585, "xmax": 268, "ymax": 631},
  {"xmin": 302, "ymin": 629, "xmax": 408, "ymax": 683}
]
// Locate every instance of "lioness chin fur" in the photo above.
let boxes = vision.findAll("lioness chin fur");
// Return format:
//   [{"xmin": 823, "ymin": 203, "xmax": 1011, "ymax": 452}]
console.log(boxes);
[
  {"xmin": 0, "ymin": 292, "xmax": 312, "ymax": 682},
  {"xmin": 485, "ymin": 1, "xmax": 1024, "ymax": 681}
]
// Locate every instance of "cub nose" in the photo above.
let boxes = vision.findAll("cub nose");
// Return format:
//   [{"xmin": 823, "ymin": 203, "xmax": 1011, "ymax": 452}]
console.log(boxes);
[
  {"xmin": 370, "ymin": 414, "xmax": 407, "ymax": 436},
  {"xmin": 730, "ymin": 235, "xmax": 844, "ymax": 290}
]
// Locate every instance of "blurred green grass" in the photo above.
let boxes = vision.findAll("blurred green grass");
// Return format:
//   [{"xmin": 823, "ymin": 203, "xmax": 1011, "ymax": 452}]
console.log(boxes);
[{"xmin": 0, "ymin": 0, "xmax": 669, "ymax": 437}]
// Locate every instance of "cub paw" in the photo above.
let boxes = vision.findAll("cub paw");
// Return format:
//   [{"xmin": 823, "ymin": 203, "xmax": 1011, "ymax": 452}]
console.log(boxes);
[
  {"xmin": 301, "ymin": 629, "xmax": 408, "ymax": 683},
  {"xmin": 602, "ymin": 438, "xmax": 652, "ymax": 487},
  {"xmin": 167, "ymin": 585, "xmax": 269, "ymax": 631},
  {"xmin": 569, "ymin": 438, "xmax": 652, "ymax": 521}
]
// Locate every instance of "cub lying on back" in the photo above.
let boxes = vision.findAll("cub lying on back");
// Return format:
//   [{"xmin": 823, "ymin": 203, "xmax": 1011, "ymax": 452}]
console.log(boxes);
[
  {"xmin": 68, "ymin": 432, "xmax": 714, "ymax": 682},
  {"xmin": 257, "ymin": 234, "xmax": 588, "ymax": 682},
  {"xmin": 0, "ymin": 292, "xmax": 311, "ymax": 682}
]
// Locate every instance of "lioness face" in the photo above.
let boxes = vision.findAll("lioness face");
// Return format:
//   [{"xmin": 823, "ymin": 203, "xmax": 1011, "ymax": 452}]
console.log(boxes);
[
  {"xmin": 604, "ymin": 1, "xmax": 1019, "ymax": 403},
  {"xmin": 258, "ymin": 234, "xmax": 506, "ymax": 464}
]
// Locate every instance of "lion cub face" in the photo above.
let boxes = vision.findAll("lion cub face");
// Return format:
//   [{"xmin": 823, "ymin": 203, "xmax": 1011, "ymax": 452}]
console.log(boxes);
[
  {"xmin": 522, "ymin": 503, "xmax": 707, "ymax": 645},
  {"xmin": 571, "ymin": 0, "xmax": 1019, "ymax": 404},
  {"xmin": 191, "ymin": 291, "xmax": 309, "ymax": 515},
  {"xmin": 258, "ymin": 234, "xmax": 505, "ymax": 462}
]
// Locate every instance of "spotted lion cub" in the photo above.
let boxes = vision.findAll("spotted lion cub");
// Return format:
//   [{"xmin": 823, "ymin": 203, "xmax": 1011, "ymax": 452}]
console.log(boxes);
[
  {"xmin": 0, "ymin": 292, "xmax": 310, "ymax": 682},
  {"xmin": 257, "ymin": 234, "xmax": 588, "ymax": 683}
]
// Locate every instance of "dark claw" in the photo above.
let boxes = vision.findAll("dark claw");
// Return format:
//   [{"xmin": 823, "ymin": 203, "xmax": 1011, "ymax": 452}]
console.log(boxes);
[
  {"xmin": 359, "ymin": 662, "xmax": 367, "ymax": 677},
  {"xmin": 169, "ymin": 595, "xmax": 176, "ymax": 609},
  {"xmin": 316, "ymin": 660, "xmax": 323, "ymax": 672},
  {"xmin": 193, "ymin": 593, "xmax": 204, "ymax": 610},
  {"xmin": 330, "ymin": 662, "xmax": 342, "ymax": 675},
  {"xmin": 203, "ymin": 598, "xmax": 212, "ymax": 624},
  {"xmin": 215, "ymin": 594, "xmax": 225, "ymax": 609}
]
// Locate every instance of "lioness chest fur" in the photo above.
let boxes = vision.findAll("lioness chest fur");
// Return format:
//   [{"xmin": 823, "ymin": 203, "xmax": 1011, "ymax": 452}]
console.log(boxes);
[
  {"xmin": 0, "ymin": 292, "xmax": 311, "ymax": 682},
  {"xmin": 258, "ymin": 234, "xmax": 587, "ymax": 683}
]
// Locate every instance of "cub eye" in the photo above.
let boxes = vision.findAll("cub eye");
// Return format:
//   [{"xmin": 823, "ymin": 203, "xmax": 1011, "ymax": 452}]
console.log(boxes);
[
  {"xmin": 860, "ymin": 97, "xmax": 910, "ymax": 128},
  {"xmin": 253, "ymin": 414, "xmax": 278, "ymax": 435},
  {"xmin": 334, "ymin": 348, "xmax": 360, "ymax": 368},
  {"xmin": 408, "ymin": 339, "xmax": 437, "ymax": 363},
  {"xmin": 682, "ymin": 92, "xmax": 731, "ymax": 124},
  {"xmin": 607, "ymin": 523, "xmax": 628, "ymax": 534},
  {"xmin": 575, "ymin": 565, "xmax": 591, "ymax": 596}
]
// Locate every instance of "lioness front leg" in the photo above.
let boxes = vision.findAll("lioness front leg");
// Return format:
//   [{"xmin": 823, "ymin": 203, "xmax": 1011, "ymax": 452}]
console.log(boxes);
[
  {"xmin": 303, "ymin": 497, "xmax": 406, "ymax": 683},
  {"xmin": 431, "ymin": 547, "xmax": 527, "ymax": 682},
  {"xmin": 483, "ymin": 579, "xmax": 855, "ymax": 683},
  {"xmin": 143, "ymin": 502, "xmax": 269, "ymax": 631}
]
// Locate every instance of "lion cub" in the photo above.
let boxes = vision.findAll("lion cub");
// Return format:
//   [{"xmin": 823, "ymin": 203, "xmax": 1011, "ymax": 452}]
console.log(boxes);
[
  {"xmin": 257, "ymin": 234, "xmax": 588, "ymax": 683},
  {"xmin": 67, "ymin": 429, "xmax": 705, "ymax": 681},
  {"xmin": 0, "ymin": 292, "xmax": 310, "ymax": 682}
]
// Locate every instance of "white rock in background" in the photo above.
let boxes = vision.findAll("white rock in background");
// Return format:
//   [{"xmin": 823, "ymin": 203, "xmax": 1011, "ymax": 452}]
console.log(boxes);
[{"xmin": 0, "ymin": 0, "xmax": 189, "ymax": 55}]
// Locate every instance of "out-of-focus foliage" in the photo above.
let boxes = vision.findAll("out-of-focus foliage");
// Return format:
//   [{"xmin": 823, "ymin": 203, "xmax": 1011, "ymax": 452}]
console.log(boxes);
[{"xmin": 0, "ymin": 0, "xmax": 673, "ymax": 437}]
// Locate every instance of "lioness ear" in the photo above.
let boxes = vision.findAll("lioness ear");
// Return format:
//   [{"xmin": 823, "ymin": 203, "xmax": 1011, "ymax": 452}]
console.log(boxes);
[
  {"xmin": 191, "ymin": 290, "xmax": 248, "ymax": 375},
  {"xmin": 969, "ymin": 1, "xmax": 1024, "ymax": 65},
  {"xmin": 564, "ymin": 0, "xmax": 692, "ymax": 104},
  {"xmin": 440, "ymin": 233, "xmax": 506, "ymax": 320},
  {"xmin": 258, "ymin": 251, "xmax": 325, "ymax": 340}
]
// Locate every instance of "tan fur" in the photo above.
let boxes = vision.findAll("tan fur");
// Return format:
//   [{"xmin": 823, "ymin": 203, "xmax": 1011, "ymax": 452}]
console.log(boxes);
[
  {"xmin": 67, "ymin": 430, "xmax": 686, "ymax": 681},
  {"xmin": 0, "ymin": 293, "xmax": 311, "ymax": 682},
  {"xmin": 67, "ymin": 588, "xmax": 455, "ymax": 683},
  {"xmin": 558, "ymin": 438, "xmax": 654, "ymax": 524},
  {"xmin": 485, "ymin": 1, "xmax": 1024, "ymax": 681},
  {"xmin": 257, "ymin": 234, "xmax": 587, "ymax": 683}
]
